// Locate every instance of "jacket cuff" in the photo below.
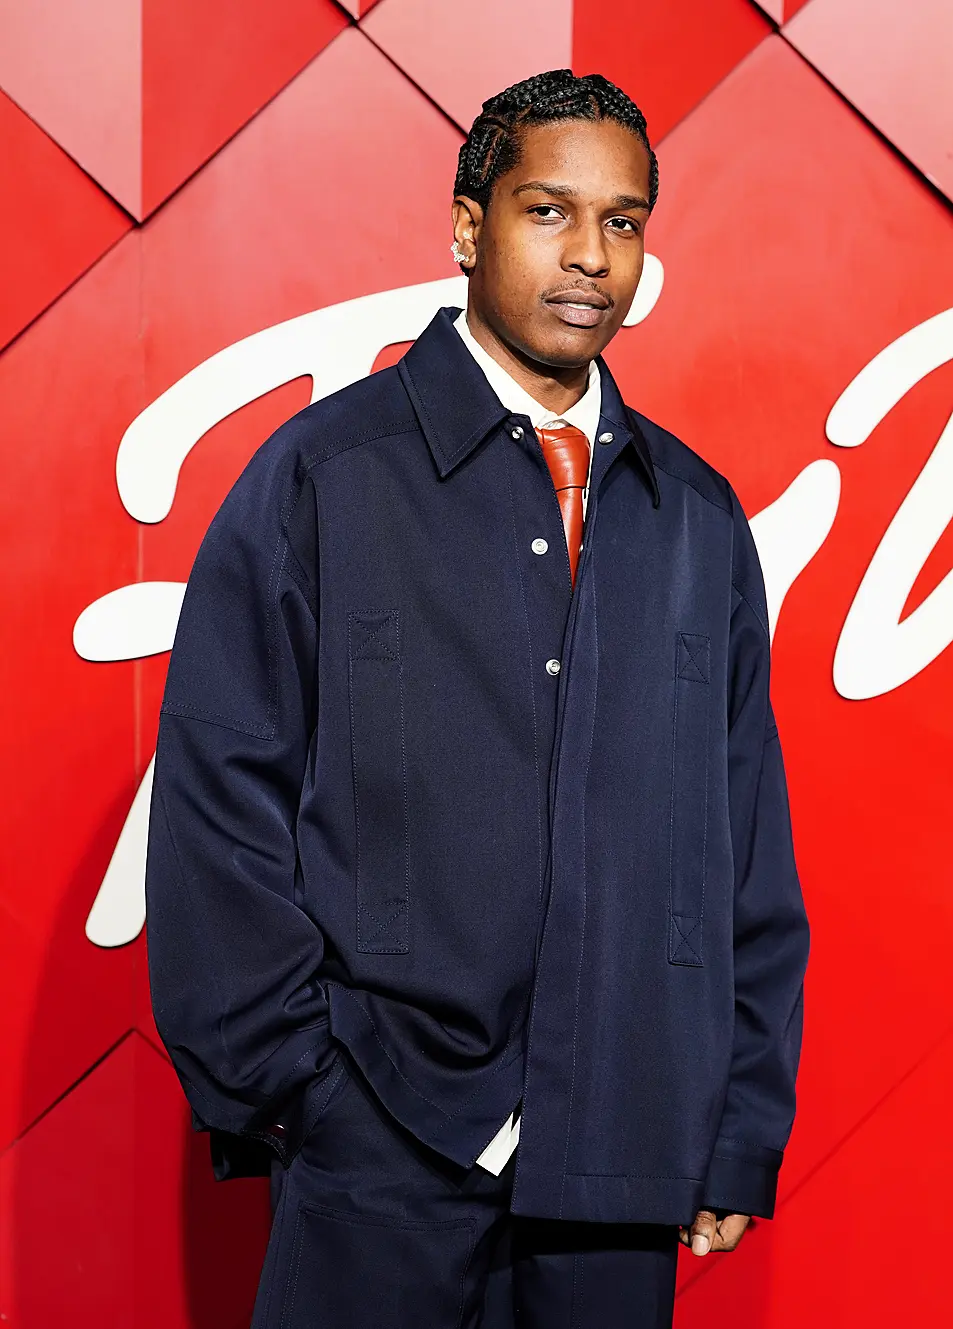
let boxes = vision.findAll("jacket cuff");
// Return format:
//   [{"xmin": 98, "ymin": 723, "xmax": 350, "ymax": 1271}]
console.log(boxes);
[
  {"xmin": 701, "ymin": 1137, "xmax": 783, "ymax": 1219},
  {"xmin": 189, "ymin": 1041, "xmax": 345, "ymax": 1179}
]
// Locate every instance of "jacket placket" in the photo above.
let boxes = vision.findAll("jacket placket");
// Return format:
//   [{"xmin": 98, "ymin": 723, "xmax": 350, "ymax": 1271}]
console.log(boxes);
[{"xmin": 509, "ymin": 422, "xmax": 632, "ymax": 1217}]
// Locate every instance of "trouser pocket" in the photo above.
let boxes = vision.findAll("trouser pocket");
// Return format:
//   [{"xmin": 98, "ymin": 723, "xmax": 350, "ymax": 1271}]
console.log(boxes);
[{"xmin": 280, "ymin": 1205, "xmax": 476, "ymax": 1329}]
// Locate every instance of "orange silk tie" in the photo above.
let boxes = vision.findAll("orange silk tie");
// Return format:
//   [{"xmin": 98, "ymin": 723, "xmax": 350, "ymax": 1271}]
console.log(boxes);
[{"xmin": 536, "ymin": 424, "xmax": 591, "ymax": 587}]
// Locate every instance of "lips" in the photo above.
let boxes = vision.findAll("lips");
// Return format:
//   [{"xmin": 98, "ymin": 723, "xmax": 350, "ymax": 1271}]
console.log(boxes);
[{"xmin": 545, "ymin": 291, "xmax": 611, "ymax": 329}]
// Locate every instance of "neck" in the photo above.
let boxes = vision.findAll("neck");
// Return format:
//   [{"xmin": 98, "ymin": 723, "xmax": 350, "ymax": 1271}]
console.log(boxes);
[{"xmin": 464, "ymin": 303, "xmax": 591, "ymax": 415}]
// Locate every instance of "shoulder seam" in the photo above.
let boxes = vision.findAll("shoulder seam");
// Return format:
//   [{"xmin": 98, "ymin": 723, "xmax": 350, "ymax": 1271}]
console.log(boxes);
[
  {"xmin": 650, "ymin": 457, "xmax": 732, "ymax": 515},
  {"xmin": 300, "ymin": 421, "xmax": 420, "ymax": 474}
]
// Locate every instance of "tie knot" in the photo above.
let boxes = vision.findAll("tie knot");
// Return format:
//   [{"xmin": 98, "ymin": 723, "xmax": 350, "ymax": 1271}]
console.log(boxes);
[{"xmin": 536, "ymin": 424, "xmax": 590, "ymax": 490}]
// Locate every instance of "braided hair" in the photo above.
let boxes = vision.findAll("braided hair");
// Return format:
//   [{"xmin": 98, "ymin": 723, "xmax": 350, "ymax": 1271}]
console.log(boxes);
[{"xmin": 453, "ymin": 69, "xmax": 658, "ymax": 274}]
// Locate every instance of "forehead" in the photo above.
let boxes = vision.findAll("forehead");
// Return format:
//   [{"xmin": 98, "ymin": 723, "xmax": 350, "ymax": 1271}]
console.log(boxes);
[{"xmin": 504, "ymin": 118, "xmax": 651, "ymax": 198}]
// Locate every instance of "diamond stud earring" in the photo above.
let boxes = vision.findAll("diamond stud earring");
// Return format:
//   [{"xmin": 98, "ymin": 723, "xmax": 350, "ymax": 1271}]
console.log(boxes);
[{"xmin": 450, "ymin": 240, "xmax": 469, "ymax": 265}]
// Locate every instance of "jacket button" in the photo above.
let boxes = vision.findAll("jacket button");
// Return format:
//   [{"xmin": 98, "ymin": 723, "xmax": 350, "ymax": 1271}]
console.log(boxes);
[
  {"xmin": 265, "ymin": 1122, "xmax": 287, "ymax": 1139},
  {"xmin": 545, "ymin": 658, "xmax": 561, "ymax": 675},
  {"xmin": 511, "ymin": 426, "xmax": 524, "ymax": 439},
  {"xmin": 598, "ymin": 431, "xmax": 614, "ymax": 444},
  {"xmin": 531, "ymin": 538, "xmax": 548, "ymax": 554}
]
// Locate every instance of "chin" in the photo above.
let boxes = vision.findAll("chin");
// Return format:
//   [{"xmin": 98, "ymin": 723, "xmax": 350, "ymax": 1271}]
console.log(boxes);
[{"xmin": 534, "ymin": 329, "xmax": 606, "ymax": 368}]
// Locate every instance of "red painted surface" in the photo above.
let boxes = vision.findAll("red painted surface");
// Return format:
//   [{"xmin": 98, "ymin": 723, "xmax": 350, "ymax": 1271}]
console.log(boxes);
[
  {"xmin": 0, "ymin": 89, "xmax": 131, "ymax": 350},
  {"xmin": 0, "ymin": 0, "xmax": 347, "ymax": 219},
  {"xmin": 362, "ymin": 0, "xmax": 573, "ymax": 131},
  {"xmin": 0, "ymin": 0, "xmax": 142, "ymax": 214},
  {"xmin": 339, "ymin": 0, "xmax": 386, "ymax": 15},
  {"xmin": 573, "ymin": 0, "xmax": 771, "ymax": 141},
  {"xmin": 141, "ymin": 0, "xmax": 349, "ymax": 217},
  {"xmin": 1, "ymin": 5, "xmax": 951, "ymax": 1325},
  {"xmin": 786, "ymin": 0, "xmax": 953, "ymax": 205},
  {"xmin": 752, "ymin": 0, "xmax": 813, "ymax": 21},
  {"xmin": 0, "ymin": 239, "xmax": 142, "ymax": 1153},
  {"xmin": 0, "ymin": 1034, "xmax": 272, "ymax": 1327}
]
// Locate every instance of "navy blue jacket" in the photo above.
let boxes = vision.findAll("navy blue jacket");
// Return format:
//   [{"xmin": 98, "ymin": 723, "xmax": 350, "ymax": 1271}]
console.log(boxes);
[{"xmin": 145, "ymin": 304, "xmax": 810, "ymax": 1225}]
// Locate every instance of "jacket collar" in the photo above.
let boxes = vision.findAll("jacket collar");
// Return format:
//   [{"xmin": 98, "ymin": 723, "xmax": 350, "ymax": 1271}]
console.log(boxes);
[{"xmin": 398, "ymin": 305, "xmax": 661, "ymax": 509}]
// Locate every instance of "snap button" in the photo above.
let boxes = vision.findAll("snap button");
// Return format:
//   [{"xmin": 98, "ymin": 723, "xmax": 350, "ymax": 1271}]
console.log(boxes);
[
  {"xmin": 531, "ymin": 538, "xmax": 548, "ymax": 555},
  {"xmin": 510, "ymin": 426, "xmax": 524, "ymax": 439},
  {"xmin": 598, "ymin": 431, "xmax": 614, "ymax": 444},
  {"xmin": 265, "ymin": 1122, "xmax": 286, "ymax": 1139},
  {"xmin": 545, "ymin": 658, "xmax": 561, "ymax": 675}
]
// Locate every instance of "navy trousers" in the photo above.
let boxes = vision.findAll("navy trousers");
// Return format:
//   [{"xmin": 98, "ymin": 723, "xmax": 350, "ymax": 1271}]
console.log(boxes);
[{"xmin": 251, "ymin": 1047, "xmax": 680, "ymax": 1329}]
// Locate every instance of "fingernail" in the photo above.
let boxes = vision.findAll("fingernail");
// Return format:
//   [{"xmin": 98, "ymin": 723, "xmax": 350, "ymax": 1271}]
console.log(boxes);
[{"xmin": 692, "ymin": 1234, "xmax": 711, "ymax": 1256}]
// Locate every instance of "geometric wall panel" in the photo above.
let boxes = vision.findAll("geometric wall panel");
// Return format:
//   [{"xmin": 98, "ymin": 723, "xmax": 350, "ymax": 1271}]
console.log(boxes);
[
  {"xmin": 0, "ymin": 88, "xmax": 131, "ymax": 349},
  {"xmin": 362, "ymin": 0, "xmax": 572, "ymax": 132},
  {"xmin": 137, "ymin": 26, "xmax": 465, "ymax": 433},
  {"xmin": 574, "ymin": 0, "xmax": 772, "ymax": 142},
  {"xmin": 0, "ymin": 0, "xmax": 349, "ymax": 220},
  {"xmin": 0, "ymin": 1040, "xmax": 139, "ymax": 1326},
  {"xmin": 338, "ymin": 0, "xmax": 385, "ymax": 14},
  {"xmin": 141, "ymin": 0, "xmax": 349, "ymax": 218},
  {"xmin": 0, "ymin": 1034, "xmax": 271, "ymax": 1328},
  {"xmin": 753, "ymin": 0, "xmax": 812, "ymax": 20},
  {"xmin": 785, "ymin": 0, "xmax": 953, "ymax": 204},
  {"xmin": 0, "ymin": 0, "xmax": 141, "ymax": 214},
  {"xmin": 0, "ymin": 236, "xmax": 143, "ymax": 1154}
]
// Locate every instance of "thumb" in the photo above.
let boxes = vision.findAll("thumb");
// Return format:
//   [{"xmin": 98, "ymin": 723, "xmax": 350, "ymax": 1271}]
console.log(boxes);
[{"xmin": 690, "ymin": 1209, "xmax": 717, "ymax": 1256}]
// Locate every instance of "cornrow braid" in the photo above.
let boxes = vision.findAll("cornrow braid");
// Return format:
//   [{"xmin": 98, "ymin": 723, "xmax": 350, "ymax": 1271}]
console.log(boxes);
[{"xmin": 453, "ymin": 69, "xmax": 659, "ymax": 273}]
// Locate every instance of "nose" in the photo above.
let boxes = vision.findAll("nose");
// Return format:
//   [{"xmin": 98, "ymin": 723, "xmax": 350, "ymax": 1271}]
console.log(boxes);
[{"xmin": 561, "ymin": 216, "xmax": 610, "ymax": 278}]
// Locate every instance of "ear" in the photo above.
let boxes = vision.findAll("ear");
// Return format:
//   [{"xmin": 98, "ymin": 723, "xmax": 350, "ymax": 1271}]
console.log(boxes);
[{"xmin": 451, "ymin": 195, "xmax": 484, "ymax": 257}]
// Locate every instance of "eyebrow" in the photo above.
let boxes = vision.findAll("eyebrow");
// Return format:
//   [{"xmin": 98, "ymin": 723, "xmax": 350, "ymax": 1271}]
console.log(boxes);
[{"xmin": 512, "ymin": 180, "xmax": 651, "ymax": 211}]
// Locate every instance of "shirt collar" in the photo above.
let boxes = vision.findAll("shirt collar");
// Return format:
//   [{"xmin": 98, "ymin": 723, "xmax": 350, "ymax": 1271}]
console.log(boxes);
[
  {"xmin": 452, "ymin": 307, "xmax": 602, "ymax": 447},
  {"xmin": 397, "ymin": 306, "xmax": 661, "ymax": 509}
]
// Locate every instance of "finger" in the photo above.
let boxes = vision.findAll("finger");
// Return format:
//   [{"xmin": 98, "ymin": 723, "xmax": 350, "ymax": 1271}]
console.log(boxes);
[
  {"xmin": 714, "ymin": 1213, "xmax": 750, "ymax": 1251},
  {"xmin": 690, "ymin": 1209, "xmax": 718, "ymax": 1256}
]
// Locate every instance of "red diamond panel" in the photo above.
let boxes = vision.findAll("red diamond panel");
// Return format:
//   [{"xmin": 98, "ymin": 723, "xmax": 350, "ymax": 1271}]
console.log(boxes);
[
  {"xmin": 0, "ymin": 1033, "xmax": 271, "ymax": 1327},
  {"xmin": 362, "ymin": 0, "xmax": 573, "ymax": 131},
  {"xmin": 0, "ymin": 88, "xmax": 131, "ymax": 350},
  {"xmin": 0, "ymin": 0, "xmax": 349, "ymax": 220},
  {"xmin": 785, "ymin": 0, "xmax": 953, "ymax": 205},
  {"xmin": 0, "ymin": 237, "xmax": 142, "ymax": 1152},
  {"xmin": 573, "ymin": 0, "xmax": 772, "ymax": 142},
  {"xmin": 0, "ymin": 0, "xmax": 141, "ymax": 213},
  {"xmin": 141, "ymin": 0, "xmax": 349, "ymax": 218},
  {"xmin": 753, "ymin": 0, "xmax": 813, "ymax": 20}
]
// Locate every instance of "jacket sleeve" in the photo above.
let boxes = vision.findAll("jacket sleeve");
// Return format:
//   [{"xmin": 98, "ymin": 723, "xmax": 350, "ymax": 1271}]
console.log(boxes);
[
  {"xmin": 144, "ymin": 422, "xmax": 338, "ymax": 1174},
  {"xmin": 700, "ymin": 484, "xmax": 811, "ymax": 1220}
]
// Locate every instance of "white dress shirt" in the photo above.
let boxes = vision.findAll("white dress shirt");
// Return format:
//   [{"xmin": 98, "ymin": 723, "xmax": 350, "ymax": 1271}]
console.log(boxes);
[
  {"xmin": 452, "ymin": 308, "xmax": 602, "ymax": 520},
  {"xmin": 452, "ymin": 308, "xmax": 603, "ymax": 1174}
]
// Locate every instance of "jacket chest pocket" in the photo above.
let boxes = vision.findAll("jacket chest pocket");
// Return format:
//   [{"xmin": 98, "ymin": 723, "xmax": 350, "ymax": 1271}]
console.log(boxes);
[
  {"xmin": 668, "ymin": 631, "xmax": 710, "ymax": 966},
  {"xmin": 347, "ymin": 609, "xmax": 410, "ymax": 954}
]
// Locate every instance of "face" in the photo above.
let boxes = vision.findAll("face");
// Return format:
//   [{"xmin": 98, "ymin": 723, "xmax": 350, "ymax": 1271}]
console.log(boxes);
[{"xmin": 452, "ymin": 118, "xmax": 652, "ymax": 370}]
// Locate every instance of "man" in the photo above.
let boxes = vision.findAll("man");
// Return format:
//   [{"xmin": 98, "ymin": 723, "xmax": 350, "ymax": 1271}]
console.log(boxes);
[{"xmin": 145, "ymin": 68, "xmax": 810, "ymax": 1328}]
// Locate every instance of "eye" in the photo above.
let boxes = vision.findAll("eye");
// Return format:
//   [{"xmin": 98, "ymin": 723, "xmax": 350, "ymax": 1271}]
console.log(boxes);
[
  {"xmin": 528, "ymin": 205, "xmax": 564, "ymax": 220},
  {"xmin": 608, "ymin": 216, "xmax": 641, "ymax": 234}
]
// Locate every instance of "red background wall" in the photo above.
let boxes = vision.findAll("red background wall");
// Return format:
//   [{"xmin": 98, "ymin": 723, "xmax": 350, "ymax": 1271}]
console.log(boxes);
[{"xmin": 1, "ymin": 1, "xmax": 952, "ymax": 1324}]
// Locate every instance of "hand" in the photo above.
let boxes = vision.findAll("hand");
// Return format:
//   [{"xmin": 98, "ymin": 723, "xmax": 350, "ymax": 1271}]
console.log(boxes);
[{"xmin": 679, "ymin": 1208, "xmax": 751, "ymax": 1256}]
